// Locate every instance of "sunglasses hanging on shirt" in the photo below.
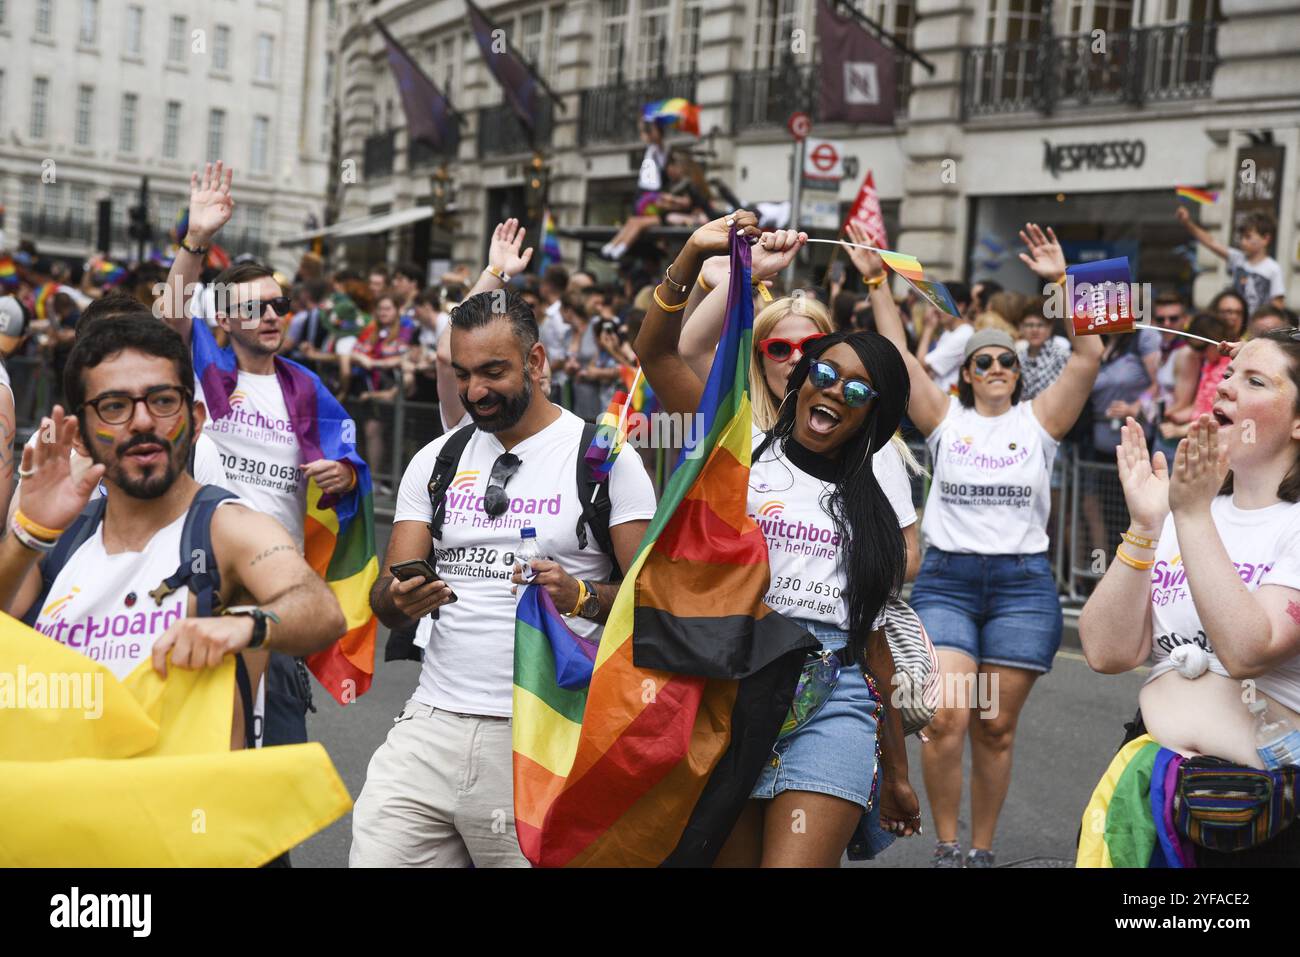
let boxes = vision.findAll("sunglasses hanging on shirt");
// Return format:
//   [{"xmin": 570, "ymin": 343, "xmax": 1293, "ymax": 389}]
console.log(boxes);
[{"xmin": 483, "ymin": 452, "xmax": 522, "ymax": 518}]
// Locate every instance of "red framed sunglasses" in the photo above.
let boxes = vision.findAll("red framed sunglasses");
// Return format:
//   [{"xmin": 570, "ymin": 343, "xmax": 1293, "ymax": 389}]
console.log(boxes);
[{"xmin": 757, "ymin": 333, "xmax": 825, "ymax": 362}]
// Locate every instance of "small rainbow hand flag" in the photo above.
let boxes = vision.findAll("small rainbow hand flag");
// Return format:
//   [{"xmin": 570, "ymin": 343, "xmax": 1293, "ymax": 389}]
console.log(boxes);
[
  {"xmin": 95, "ymin": 260, "xmax": 127, "ymax": 288},
  {"xmin": 33, "ymin": 282, "xmax": 57, "ymax": 320},
  {"xmin": 539, "ymin": 207, "xmax": 561, "ymax": 271},
  {"xmin": 642, "ymin": 98, "xmax": 700, "ymax": 136},
  {"xmin": 0, "ymin": 255, "xmax": 18, "ymax": 291},
  {"xmin": 584, "ymin": 390, "xmax": 630, "ymax": 482},
  {"xmin": 1175, "ymin": 186, "xmax": 1218, "ymax": 206},
  {"xmin": 880, "ymin": 250, "xmax": 926, "ymax": 284}
]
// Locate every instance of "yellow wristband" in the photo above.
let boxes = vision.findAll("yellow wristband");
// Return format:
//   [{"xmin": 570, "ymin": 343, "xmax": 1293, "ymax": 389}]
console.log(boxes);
[
  {"xmin": 14, "ymin": 509, "xmax": 63, "ymax": 541},
  {"xmin": 568, "ymin": 579, "xmax": 587, "ymax": 618},
  {"xmin": 696, "ymin": 274, "xmax": 714, "ymax": 293},
  {"xmin": 484, "ymin": 265, "xmax": 508, "ymax": 283},
  {"xmin": 1054, "ymin": 273, "xmax": 1068, "ymax": 287},
  {"xmin": 864, "ymin": 274, "xmax": 887, "ymax": 288},
  {"xmin": 1122, "ymin": 530, "xmax": 1158, "ymax": 550},
  {"xmin": 1115, "ymin": 545, "xmax": 1155, "ymax": 571},
  {"xmin": 653, "ymin": 287, "xmax": 687, "ymax": 312},
  {"xmin": 755, "ymin": 282, "xmax": 774, "ymax": 303}
]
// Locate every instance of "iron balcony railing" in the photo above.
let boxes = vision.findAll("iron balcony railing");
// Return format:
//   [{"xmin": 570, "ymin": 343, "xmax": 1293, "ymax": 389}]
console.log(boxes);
[
  {"xmin": 477, "ymin": 99, "xmax": 555, "ymax": 158},
  {"xmin": 579, "ymin": 72, "xmax": 697, "ymax": 146},
  {"xmin": 20, "ymin": 210, "xmax": 95, "ymax": 243},
  {"xmin": 730, "ymin": 54, "xmax": 913, "ymax": 132},
  {"xmin": 364, "ymin": 129, "xmax": 397, "ymax": 179},
  {"xmin": 960, "ymin": 21, "xmax": 1217, "ymax": 119},
  {"xmin": 408, "ymin": 129, "xmax": 462, "ymax": 171}
]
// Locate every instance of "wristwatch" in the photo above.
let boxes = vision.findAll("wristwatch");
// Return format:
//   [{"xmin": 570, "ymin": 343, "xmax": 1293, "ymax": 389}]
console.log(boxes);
[
  {"xmin": 222, "ymin": 605, "xmax": 281, "ymax": 649},
  {"xmin": 577, "ymin": 580, "xmax": 601, "ymax": 620}
]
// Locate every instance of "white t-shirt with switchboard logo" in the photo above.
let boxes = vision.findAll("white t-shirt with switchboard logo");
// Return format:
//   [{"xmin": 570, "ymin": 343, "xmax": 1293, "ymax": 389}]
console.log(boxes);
[
  {"xmin": 1146, "ymin": 495, "xmax": 1300, "ymax": 713},
  {"xmin": 394, "ymin": 408, "xmax": 657, "ymax": 717},
  {"xmin": 748, "ymin": 428, "xmax": 915, "ymax": 634},
  {"xmin": 922, "ymin": 397, "xmax": 1057, "ymax": 555}
]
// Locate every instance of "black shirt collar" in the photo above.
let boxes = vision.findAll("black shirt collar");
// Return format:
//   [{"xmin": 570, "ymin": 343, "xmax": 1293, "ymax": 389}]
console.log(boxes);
[{"xmin": 782, "ymin": 434, "xmax": 840, "ymax": 483}]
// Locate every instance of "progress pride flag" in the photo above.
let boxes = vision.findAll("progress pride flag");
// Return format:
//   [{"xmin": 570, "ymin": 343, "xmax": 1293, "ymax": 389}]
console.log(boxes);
[{"xmin": 1067, "ymin": 257, "xmax": 1135, "ymax": 336}]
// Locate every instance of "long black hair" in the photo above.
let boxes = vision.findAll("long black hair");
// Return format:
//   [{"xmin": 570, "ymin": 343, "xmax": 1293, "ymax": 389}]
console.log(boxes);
[{"xmin": 758, "ymin": 331, "xmax": 910, "ymax": 641}]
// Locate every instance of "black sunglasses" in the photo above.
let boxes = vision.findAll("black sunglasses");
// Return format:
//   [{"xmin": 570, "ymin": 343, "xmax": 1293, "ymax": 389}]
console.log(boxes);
[
  {"xmin": 483, "ymin": 452, "xmax": 522, "ymax": 518},
  {"xmin": 972, "ymin": 352, "xmax": 1019, "ymax": 373},
  {"xmin": 233, "ymin": 296, "xmax": 293, "ymax": 321}
]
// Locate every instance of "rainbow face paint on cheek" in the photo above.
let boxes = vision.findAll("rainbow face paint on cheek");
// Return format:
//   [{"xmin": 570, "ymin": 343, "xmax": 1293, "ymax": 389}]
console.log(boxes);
[
  {"xmin": 166, "ymin": 417, "xmax": 187, "ymax": 444},
  {"xmin": 94, "ymin": 427, "xmax": 115, "ymax": 445}
]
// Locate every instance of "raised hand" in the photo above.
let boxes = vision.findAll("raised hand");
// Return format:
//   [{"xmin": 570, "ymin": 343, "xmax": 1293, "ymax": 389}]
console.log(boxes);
[
  {"xmin": 488, "ymin": 218, "xmax": 534, "ymax": 277},
  {"xmin": 1017, "ymin": 222, "xmax": 1066, "ymax": 282},
  {"xmin": 17, "ymin": 406, "xmax": 105, "ymax": 533},
  {"xmin": 186, "ymin": 162, "xmax": 234, "ymax": 246},
  {"xmin": 1115, "ymin": 416, "xmax": 1169, "ymax": 535},
  {"xmin": 1168, "ymin": 414, "xmax": 1229, "ymax": 518},
  {"xmin": 843, "ymin": 222, "xmax": 885, "ymax": 280},
  {"xmin": 686, "ymin": 210, "xmax": 760, "ymax": 258},
  {"xmin": 751, "ymin": 228, "xmax": 807, "ymax": 281}
]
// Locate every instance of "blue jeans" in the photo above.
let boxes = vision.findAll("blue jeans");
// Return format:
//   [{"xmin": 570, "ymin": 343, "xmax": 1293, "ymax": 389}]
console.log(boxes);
[{"xmin": 909, "ymin": 550, "xmax": 1063, "ymax": 673}]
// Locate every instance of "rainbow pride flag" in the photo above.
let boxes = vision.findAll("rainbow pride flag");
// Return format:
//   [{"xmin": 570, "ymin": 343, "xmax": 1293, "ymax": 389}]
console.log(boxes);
[
  {"xmin": 1077, "ymin": 734, "xmax": 1193, "ymax": 868},
  {"xmin": 512, "ymin": 230, "xmax": 816, "ymax": 867},
  {"xmin": 95, "ymin": 260, "xmax": 127, "ymax": 288},
  {"xmin": 1175, "ymin": 186, "xmax": 1218, "ymax": 206},
  {"xmin": 584, "ymin": 390, "xmax": 629, "ymax": 482},
  {"xmin": 539, "ymin": 207, "xmax": 561, "ymax": 271},
  {"xmin": 0, "ymin": 255, "xmax": 18, "ymax": 291},
  {"xmin": 642, "ymin": 98, "xmax": 701, "ymax": 136},
  {"xmin": 33, "ymin": 282, "xmax": 57, "ymax": 320},
  {"xmin": 880, "ymin": 250, "xmax": 925, "ymax": 283},
  {"xmin": 190, "ymin": 320, "xmax": 379, "ymax": 704}
]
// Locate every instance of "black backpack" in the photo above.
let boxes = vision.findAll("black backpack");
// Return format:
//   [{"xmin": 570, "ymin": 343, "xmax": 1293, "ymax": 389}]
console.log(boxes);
[{"xmin": 383, "ymin": 421, "xmax": 620, "ymax": 663}]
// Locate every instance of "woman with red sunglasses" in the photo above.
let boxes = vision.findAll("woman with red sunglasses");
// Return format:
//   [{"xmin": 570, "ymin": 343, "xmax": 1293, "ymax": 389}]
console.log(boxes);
[{"xmin": 853, "ymin": 221, "xmax": 1103, "ymax": 868}]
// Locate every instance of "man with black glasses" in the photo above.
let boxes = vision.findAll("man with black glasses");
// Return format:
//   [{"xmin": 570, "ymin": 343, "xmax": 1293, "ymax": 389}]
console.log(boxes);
[{"xmin": 353, "ymin": 289, "xmax": 656, "ymax": 868}]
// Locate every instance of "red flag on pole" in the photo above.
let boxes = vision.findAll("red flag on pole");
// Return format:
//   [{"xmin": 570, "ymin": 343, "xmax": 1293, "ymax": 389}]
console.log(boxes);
[{"xmin": 843, "ymin": 170, "xmax": 889, "ymax": 248}]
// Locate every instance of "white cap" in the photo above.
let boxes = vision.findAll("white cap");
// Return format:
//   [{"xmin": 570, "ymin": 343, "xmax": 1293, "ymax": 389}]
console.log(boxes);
[{"xmin": 0, "ymin": 295, "xmax": 26, "ymax": 354}]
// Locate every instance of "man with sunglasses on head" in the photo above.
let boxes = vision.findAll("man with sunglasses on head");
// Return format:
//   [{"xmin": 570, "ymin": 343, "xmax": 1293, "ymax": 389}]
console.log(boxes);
[
  {"xmin": 156, "ymin": 163, "xmax": 368, "ymax": 754},
  {"xmin": 352, "ymin": 289, "xmax": 656, "ymax": 868}
]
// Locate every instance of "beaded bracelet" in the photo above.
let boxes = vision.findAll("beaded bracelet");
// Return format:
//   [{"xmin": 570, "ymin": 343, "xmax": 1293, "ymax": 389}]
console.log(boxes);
[
  {"xmin": 1115, "ymin": 545, "xmax": 1154, "ymax": 571},
  {"xmin": 653, "ymin": 287, "xmax": 687, "ymax": 313}
]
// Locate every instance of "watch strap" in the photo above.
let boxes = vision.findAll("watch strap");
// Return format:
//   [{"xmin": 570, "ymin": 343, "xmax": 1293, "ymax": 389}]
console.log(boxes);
[{"xmin": 180, "ymin": 237, "xmax": 209, "ymax": 256}]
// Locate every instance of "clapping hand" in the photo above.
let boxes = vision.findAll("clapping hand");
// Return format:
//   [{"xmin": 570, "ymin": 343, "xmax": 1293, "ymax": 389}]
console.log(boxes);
[
  {"xmin": 1168, "ymin": 415, "xmax": 1229, "ymax": 518},
  {"xmin": 1115, "ymin": 416, "xmax": 1169, "ymax": 535}
]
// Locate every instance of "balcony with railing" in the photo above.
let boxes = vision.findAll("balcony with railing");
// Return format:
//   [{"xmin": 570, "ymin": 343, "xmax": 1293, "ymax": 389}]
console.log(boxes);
[
  {"xmin": 960, "ymin": 21, "xmax": 1218, "ymax": 119},
  {"xmin": 579, "ymin": 71, "xmax": 697, "ymax": 146},
  {"xmin": 364, "ymin": 129, "xmax": 397, "ymax": 179},
  {"xmin": 408, "ymin": 128, "xmax": 461, "ymax": 171},
  {"xmin": 730, "ymin": 54, "xmax": 914, "ymax": 132},
  {"xmin": 477, "ymin": 98, "xmax": 555, "ymax": 159},
  {"xmin": 20, "ymin": 210, "xmax": 95, "ymax": 244}
]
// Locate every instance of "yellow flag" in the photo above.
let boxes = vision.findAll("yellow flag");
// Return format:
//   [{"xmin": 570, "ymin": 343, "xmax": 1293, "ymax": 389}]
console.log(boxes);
[{"xmin": 0, "ymin": 612, "xmax": 351, "ymax": 866}]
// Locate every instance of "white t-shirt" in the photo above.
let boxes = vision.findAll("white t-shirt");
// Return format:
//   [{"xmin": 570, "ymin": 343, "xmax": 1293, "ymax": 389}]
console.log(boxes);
[
  {"xmin": 1147, "ymin": 496, "xmax": 1300, "ymax": 712},
  {"xmin": 927, "ymin": 323, "xmax": 974, "ymax": 393},
  {"xmin": 922, "ymin": 397, "xmax": 1057, "ymax": 554},
  {"xmin": 1227, "ymin": 248, "xmax": 1285, "ymax": 319},
  {"xmin": 394, "ymin": 407, "xmax": 658, "ymax": 717},
  {"xmin": 196, "ymin": 370, "xmax": 307, "ymax": 543},
  {"xmin": 748, "ymin": 428, "xmax": 914, "ymax": 633},
  {"xmin": 637, "ymin": 144, "xmax": 667, "ymax": 192}
]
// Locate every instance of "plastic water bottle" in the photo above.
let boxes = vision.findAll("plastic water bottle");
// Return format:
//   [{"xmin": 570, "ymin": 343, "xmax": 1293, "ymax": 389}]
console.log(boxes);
[
  {"xmin": 516, "ymin": 527, "xmax": 547, "ymax": 585},
  {"xmin": 1251, "ymin": 699, "xmax": 1300, "ymax": 769}
]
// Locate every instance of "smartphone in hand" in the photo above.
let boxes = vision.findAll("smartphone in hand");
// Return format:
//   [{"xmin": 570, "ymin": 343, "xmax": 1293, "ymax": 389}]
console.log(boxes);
[{"xmin": 390, "ymin": 556, "xmax": 458, "ymax": 618}]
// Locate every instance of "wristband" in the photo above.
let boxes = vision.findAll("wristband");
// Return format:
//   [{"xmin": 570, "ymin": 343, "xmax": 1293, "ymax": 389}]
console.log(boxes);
[
  {"xmin": 1054, "ymin": 273, "xmax": 1068, "ymax": 287},
  {"xmin": 1114, "ymin": 545, "xmax": 1154, "ymax": 571},
  {"xmin": 754, "ymin": 281, "xmax": 773, "ymax": 303},
  {"xmin": 342, "ymin": 464, "xmax": 358, "ymax": 493},
  {"xmin": 1121, "ymin": 530, "xmax": 1158, "ymax": 550},
  {"xmin": 864, "ymin": 274, "xmax": 887, "ymax": 288},
  {"xmin": 484, "ymin": 265, "xmax": 508, "ymax": 283},
  {"xmin": 180, "ymin": 237, "xmax": 209, "ymax": 256},
  {"xmin": 10, "ymin": 518, "xmax": 57, "ymax": 553},
  {"xmin": 567, "ymin": 579, "xmax": 587, "ymax": 618},
  {"xmin": 662, "ymin": 265, "xmax": 688, "ymax": 293},
  {"xmin": 696, "ymin": 274, "xmax": 714, "ymax": 293},
  {"xmin": 14, "ymin": 509, "xmax": 64, "ymax": 541},
  {"xmin": 653, "ymin": 287, "xmax": 687, "ymax": 313}
]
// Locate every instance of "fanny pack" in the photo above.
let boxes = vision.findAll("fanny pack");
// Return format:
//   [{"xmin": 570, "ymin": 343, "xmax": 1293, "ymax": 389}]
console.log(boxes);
[{"xmin": 1174, "ymin": 755, "xmax": 1300, "ymax": 852}]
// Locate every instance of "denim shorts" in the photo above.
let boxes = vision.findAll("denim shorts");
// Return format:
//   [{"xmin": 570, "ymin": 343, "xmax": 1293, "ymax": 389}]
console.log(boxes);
[
  {"xmin": 750, "ymin": 620, "xmax": 896, "ymax": 858},
  {"xmin": 908, "ymin": 549, "xmax": 1063, "ymax": 674}
]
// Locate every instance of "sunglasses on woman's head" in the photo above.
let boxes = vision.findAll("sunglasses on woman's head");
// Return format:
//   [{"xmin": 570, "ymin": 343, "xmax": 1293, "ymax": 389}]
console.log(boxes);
[
  {"xmin": 972, "ymin": 352, "xmax": 1019, "ymax": 373},
  {"xmin": 808, "ymin": 361, "xmax": 877, "ymax": 407},
  {"xmin": 758, "ymin": 333, "xmax": 825, "ymax": 362},
  {"xmin": 483, "ymin": 452, "xmax": 522, "ymax": 518}
]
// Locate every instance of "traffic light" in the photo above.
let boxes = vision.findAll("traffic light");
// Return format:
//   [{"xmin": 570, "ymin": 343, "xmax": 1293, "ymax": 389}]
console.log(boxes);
[
  {"xmin": 524, "ymin": 152, "xmax": 546, "ymax": 217},
  {"xmin": 127, "ymin": 204, "xmax": 152, "ymax": 243},
  {"xmin": 431, "ymin": 165, "xmax": 451, "ymax": 219}
]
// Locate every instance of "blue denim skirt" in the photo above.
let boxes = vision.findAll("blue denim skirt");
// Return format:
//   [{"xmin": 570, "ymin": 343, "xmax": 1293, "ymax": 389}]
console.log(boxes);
[{"xmin": 750, "ymin": 618, "xmax": 897, "ymax": 859}]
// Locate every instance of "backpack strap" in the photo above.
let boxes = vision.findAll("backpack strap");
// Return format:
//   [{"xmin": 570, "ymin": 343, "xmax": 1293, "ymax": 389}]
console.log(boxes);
[
  {"xmin": 427, "ymin": 424, "xmax": 477, "ymax": 541},
  {"xmin": 20, "ymin": 496, "xmax": 108, "ymax": 628},
  {"xmin": 151, "ymin": 485, "xmax": 239, "ymax": 616},
  {"xmin": 575, "ymin": 421, "xmax": 620, "ymax": 580}
]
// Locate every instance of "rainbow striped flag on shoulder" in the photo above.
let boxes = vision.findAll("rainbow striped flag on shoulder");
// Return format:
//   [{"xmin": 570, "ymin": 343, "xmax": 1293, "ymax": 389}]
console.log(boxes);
[
  {"xmin": 512, "ymin": 231, "xmax": 816, "ymax": 867},
  {"xmin": 190, "ymin": 319, "xmax": 379, "ymax": 704}
]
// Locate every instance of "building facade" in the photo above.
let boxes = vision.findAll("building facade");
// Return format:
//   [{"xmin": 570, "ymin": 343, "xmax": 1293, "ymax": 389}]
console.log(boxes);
[
  {"xmin": 0, "ymin": 0, "xmax": 335, "ymax": 271},
  {"xmin": 333, "ymin": 0, "xmax": 1298, "ymax": 306}
]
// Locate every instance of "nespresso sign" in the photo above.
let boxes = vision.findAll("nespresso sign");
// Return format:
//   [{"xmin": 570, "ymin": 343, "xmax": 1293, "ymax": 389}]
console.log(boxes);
[{"xmin": 1043, "ymin": 139, "xmax": 1146, "ymax": 178}]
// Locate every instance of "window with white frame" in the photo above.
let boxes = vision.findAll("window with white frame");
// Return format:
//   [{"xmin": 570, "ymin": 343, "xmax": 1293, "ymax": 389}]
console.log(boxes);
[
  {"xmin": 596, "ymin": 0, "xmax": 628, "ymax": 85},
  {"xmin": 169, "ymin": 15, "xmax": 187, "ymax": 62},
  {"xmin": 546, "ymin": 4, "xmax": 564, "ymax": 79},
  {"xmin": 120, "ymin": 93, "xmax": 138, "ymax": 152},
  {"xmin": 38, "ymin": 181, "xmax": 64, "ymax": 218},
  {"xmin": 35, "ymin": 0, "xmax": 52, "ymax": 36},
  {"xmin": 76, "ymin": 85, "xmax": 94, "ymax": 146},
  {"xmin": 676, "ymin": 0, "xmax": 704, "ymax": 74},
  {"xmin": 80, "ymin": 0, "xmax": 97, "ymax": 44},
  {"xmin": 1067, "ymin": 0, "xmax": 1133, "ymax": 33},
  {"xmin": 155, "ymin": 194, "xmax": 183, "ymax": 235},
  {"xmin": 214, "ymin": 25, "xmax": 230, "ymax": 70},
  {"xmin": 207, "ymin": 109, "xmax": 225, "ymax": 161},
  {"xmin": 256, "ymin": 34, "xmax": 274, "ymax": 81},
  {"xmin": 30, "ymin": 77, "xmax": 49, "ymax": 139},
  {"xmin": 0, "ymin": 1, "xmax": 7, "ymax": 27},
  {"xmin": 984, "ymin": 0, "xmax": 1044, "ymax": 43},
  {"xmin": 125, "ymin": 5, "xmax": 143, "ymax": 55},
  {"xmin": 244, "ymin": 206, "xmax": 266, "ymax": 240},
  {"xmin": 636, "ymin": 0, "xmax": 670, "ymax": 79},
  {"xmin": 164, "ymin": 101, "xmax": 182, "ymax": 158},
  {"xmin": 69, "ymin": 184, "xmax": 90, "ymax": 226},
  {"xmin": 251, "ymin": 116, "xmax": 270, "ymax": 171},
  {"xmin": 752, "ymin": 0, "xmax": 801, "ymax": 70},
  {"xmin": 520, "ymin": 10, "xmax": 544, "ymax": 72}
]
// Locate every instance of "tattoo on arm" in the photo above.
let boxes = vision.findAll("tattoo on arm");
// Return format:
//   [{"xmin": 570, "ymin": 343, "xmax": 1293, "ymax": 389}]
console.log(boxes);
[
  {"xmin": 250, "ymin": 544, "xmax": 298, "ymax": 567},
  {"xmin": 1287, "ymin": 600, "xmax": 1300, "ymax": 628}
]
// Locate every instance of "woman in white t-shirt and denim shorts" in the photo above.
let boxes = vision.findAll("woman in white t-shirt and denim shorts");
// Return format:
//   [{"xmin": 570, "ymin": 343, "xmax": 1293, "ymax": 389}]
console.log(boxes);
[
  {"xmin": 867, "ymin": 224, "xmax": 1104, "ymax": 867},
  {"xmin": 1080, "ymin": 328, "xmax": 1300, "ymax": 865}
]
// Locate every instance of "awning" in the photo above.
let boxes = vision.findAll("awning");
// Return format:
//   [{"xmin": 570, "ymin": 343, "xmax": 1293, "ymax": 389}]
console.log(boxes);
[{"xmin": 277, "ymin": 206, "xmax": 435, "ymax": 246}]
